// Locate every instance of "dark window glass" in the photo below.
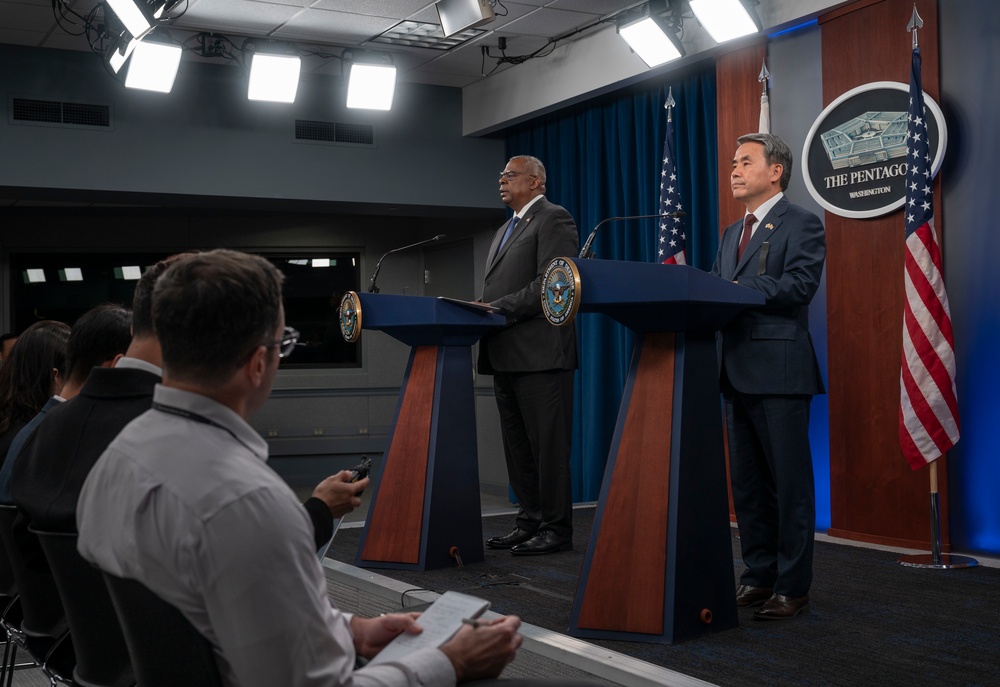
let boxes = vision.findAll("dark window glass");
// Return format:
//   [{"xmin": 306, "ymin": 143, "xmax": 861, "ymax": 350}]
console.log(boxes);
[{"xmin": 9, "ymin": 252, "xmax": 361, "ymax": 368}]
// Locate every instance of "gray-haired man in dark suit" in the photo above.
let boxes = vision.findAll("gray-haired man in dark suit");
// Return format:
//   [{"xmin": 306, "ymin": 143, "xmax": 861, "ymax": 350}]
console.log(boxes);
[{"xmin": 479, "ymin": 155, "xmax": 578, "ymax": 556}]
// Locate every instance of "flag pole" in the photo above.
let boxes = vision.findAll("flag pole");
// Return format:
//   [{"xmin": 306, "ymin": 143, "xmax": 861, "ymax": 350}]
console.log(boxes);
[
  {"xmin": 898, "ymin": 460, "xmax": 977, "ymax": 569},
  {"xmin": 757, "ymin": 58, "xmax": 770, "ymax": 134},
  {"xmin": 895, "ymin": 4, "xmax": 976, "ymax": 571}
]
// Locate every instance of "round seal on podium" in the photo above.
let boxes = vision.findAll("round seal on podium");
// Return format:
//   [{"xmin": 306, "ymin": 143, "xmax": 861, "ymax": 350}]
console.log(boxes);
[
  {"xmin": 339, "ymin": 291, "xmax": 362, "ymax": 343},
  {"xmin": 541, "ymin": 257, "xmax": 581, "ymax": 327}
]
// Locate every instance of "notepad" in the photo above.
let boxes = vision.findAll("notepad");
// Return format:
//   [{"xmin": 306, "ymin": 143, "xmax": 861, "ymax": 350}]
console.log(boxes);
[{"xmin": 368, "ymin": 591, "xmax": 490, "ymax": 665}]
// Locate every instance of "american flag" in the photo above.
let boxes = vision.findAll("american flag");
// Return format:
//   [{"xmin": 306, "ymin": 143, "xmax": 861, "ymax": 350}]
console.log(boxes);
[
  {"xmin": 899, "ymin": 46, "xmax": 960, "ymax": 470},
  {"xmin": 658, "ymin": 103, "xmax": 686, "ymax": 265}
]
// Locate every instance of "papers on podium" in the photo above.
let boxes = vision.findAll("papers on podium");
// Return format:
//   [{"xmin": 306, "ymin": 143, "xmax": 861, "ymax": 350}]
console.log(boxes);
[
  {"xmin": 436, "ymin": 297, "xmax": 502, "ymax": 313},
  {"xmin": 368, "ymin": 591, "xmax": 490, "ymax": 665}
]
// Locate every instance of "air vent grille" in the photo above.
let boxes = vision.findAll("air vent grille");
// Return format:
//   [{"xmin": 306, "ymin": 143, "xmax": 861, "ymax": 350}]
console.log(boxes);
[
  {"xmin": 11, "ymin": 98, "xmax": 111, "ymax": 128},
  {"xmin": 295, "ymin": 120, "xmax": 375, "ymax": 146}
]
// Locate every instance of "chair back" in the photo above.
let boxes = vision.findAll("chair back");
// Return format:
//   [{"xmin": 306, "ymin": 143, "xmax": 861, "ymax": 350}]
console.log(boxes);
[
  {"xmin": 0, "ymin": 505, "xmax": 66, "ymax": 638},
  {"xmin": 33, "ymin": 528, "xmax": 135, "ymax": 687},
  {"xmin": 102, "ymin": 572, "xmax": 223, "ymax": 687}
]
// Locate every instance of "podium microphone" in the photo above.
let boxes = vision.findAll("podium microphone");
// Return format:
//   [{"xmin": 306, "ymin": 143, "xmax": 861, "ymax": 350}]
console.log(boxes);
[
  {"xmin": 578, "ymin": 212, "xmax": 686, "ymax": 259},
  {"xmin": 368, "ymin": 234, "xmax": 446, "ymax": 293}
]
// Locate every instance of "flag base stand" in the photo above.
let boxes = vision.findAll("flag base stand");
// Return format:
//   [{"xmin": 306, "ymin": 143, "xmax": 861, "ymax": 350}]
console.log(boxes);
[
  {"xmin": 896, "ymin": 463, "xmax": 978, "ymax": 570},
  {"xmin": 897, "ymin": 553, "xmax": 977, "ymax": 569}
]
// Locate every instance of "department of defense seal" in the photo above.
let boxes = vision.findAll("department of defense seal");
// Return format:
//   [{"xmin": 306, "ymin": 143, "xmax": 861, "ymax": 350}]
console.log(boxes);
[
  {"xmin": 339, "ymin": 291, "xmax": 362, "ymax": 343},
  {"xmin": 541, "ymin": 257, "xmax": 581, "ymax": 327}
]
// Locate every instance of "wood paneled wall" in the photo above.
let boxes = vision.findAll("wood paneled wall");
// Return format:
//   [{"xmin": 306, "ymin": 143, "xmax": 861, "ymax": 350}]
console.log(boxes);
[
  {"xmin": 820, "ymin": 0, "xmax": 947, "ymax": 549},
  {"xmin": 716, "ymin": 42, "xmax": 769, "ymax": 226}
]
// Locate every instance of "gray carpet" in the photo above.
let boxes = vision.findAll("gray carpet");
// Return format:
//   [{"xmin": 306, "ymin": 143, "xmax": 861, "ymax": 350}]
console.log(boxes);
[{"xmin": 327, "ymin": 507, "xmax": 1000, "ymax": 687}]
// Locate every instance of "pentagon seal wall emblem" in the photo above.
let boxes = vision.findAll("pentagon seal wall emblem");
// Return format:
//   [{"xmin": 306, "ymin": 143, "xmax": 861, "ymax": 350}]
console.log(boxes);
[
  {"xmin": 541, "ymin": 257, "xmax": 581, "ymax": 327},
  {"xmin": 339, "ymin": 291, "xmax": 362, "ymax": 343},
  {"xmin": 802, "ymin": 81, "xmax": 946, "ymax": 219}
]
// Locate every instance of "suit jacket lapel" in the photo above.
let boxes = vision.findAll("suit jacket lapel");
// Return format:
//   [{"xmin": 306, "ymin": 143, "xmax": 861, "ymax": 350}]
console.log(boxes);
[
  {"xmin": 734, "ymin": 197, "xmax": 788, "ymax": 274},
  {"xmin": 487, "ymin": 199, "xmax": 544, "ymax": 274}
]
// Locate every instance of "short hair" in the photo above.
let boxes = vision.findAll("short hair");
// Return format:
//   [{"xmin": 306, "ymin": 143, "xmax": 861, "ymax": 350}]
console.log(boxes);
[
  {"xmin": 131, "ymin": 254, "xmax": 194, "ymax": 338},
  {"xmin": 737, "ymin": 133, "xmax": 793, "ymax": 191},
  {"xmin": 153, "ymin": 249, "xmax": 284, "ymax": 386},
  {"xmin": 65, "ymin": 304, "xmax": 133, "ymax": 383},
  {"xmin": 0, "ymin": 320, "xmax": 71, "ymax": 434},
  {"xmin": 510, "ymin": 155, "xmax": 547, "ymax": 190}
]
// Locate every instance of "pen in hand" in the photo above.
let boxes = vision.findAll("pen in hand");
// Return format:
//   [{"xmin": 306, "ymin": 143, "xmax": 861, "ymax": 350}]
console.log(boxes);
[{"xmin": 461, "ymin": 618, "xmax": 481, "ymax": 629}]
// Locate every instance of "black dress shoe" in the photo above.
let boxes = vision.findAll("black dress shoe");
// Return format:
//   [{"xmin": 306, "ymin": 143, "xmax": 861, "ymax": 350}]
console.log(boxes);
[
  {"xmin": 486, "ymin": 527, "xmax": 535, "ymax": 549},
  {"xmin": 753, "ymin": 594, "xmax": 810, "ymax": 620},
  {"xmin": 510, "ymin": 530, "xmax": 573, "ymax": 556},
  {"xmin": 735, "ymin": 585, "xmax": 773, "ymax": 607}
]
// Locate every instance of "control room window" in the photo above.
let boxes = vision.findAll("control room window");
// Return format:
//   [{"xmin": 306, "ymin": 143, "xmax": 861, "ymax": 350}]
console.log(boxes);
[{"xmin": 9, "ymin": 251, "xmax": 361, "ymax": 368}]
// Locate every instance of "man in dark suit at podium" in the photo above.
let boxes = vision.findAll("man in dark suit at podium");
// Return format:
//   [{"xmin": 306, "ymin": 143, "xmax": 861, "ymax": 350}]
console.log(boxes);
[
  {"xmin": 711, "ymin": 133, "xmax": 826, "ymax": 620},
  {"xmin": 479, "ymin": 155, "xmax": 578, "ymax": 556}
]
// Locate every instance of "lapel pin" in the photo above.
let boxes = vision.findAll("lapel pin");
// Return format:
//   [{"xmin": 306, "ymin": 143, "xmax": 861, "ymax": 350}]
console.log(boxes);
[{"xmin": 765, "ymin": 223, "xmax": 774, "ymax": 230}]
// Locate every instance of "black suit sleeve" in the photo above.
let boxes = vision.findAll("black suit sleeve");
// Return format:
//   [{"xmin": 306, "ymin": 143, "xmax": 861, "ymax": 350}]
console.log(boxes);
[{"xmin": 302, "ymin": 497, "xmax": 333, "ymax": 552}]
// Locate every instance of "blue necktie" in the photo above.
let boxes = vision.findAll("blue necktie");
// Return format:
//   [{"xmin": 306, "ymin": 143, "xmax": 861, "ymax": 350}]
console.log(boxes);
[{"xmin": 498, "ymin": 215, "xmax": 519, "ymax": 251}]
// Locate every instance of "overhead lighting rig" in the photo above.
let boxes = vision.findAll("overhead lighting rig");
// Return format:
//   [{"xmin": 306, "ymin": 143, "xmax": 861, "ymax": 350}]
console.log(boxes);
[
  {"xmin": 245, "ymin": 41, "xmax": 303, "ymax": 103},
  {"xmin": 688, "ymin": 0, "xmax": 763, "ymax": 44},
  {"xmin": 344, "ymin": 51, "xmax": 398, "ymax": 111},
  {"xmin": 616, "ymin": 4, "xmax": 686, "ymax": 68},
  {"xmin": 124, "ymin": 33, "xmax": 183, "ymax": 92}
]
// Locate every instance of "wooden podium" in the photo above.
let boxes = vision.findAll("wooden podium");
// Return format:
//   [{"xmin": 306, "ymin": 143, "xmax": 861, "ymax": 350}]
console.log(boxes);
[
  {"xmin": 339, "ymin": 293, "xmax": 505, "ymax": 571},
  {"xmin": 541, "ymin": 258, "xmax": 764, "ymax": 644}
]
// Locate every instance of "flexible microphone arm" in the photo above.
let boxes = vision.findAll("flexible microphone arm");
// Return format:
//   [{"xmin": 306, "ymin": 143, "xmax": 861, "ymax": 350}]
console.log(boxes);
[
  {"xmin": 368, "ymin": 234, "xmax": 446, "ymax": 293},
  {"xmin": 578, "ymin": 212, "xmax": 686, "ymax": 259}
]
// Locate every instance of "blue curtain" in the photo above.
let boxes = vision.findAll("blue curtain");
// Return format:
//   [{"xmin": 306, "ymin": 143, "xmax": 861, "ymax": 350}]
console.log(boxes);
[{"xmin": 505, "ymin": 66, "xmax": 719, "ymax": 501}]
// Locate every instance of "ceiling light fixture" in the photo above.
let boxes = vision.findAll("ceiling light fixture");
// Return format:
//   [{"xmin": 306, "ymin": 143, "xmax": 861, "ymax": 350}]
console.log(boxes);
[
  {"xmin": 345, "ymin": 52, "xmax": 397, "ymax": 111},
  {"xmin": 617, "ymin": 12, "xmax": 685, "ymax": 68},
  {"xmin": 689, "ymin": 0, "xmax": 763, "ymax": 44},
  {"xmin": 24, "ymin": 269, "xmax": 46, "ymax": 284},
  {"xmin": 104, "ymin": 0, "xmax": 156, "ymax": 41},
  {"xmin": 436, "ymin": 0, "xmax": 496, "ymax": 38},
  {"xmin": 125, "ymin": 37, "xmax": 182, "ymax": 93},
  {"xmin": 107, "ymin": 33, "xmax": 140, "ymax": 74},
  {"xmin": 248, "ymin": 51, "xmax": 302, "ymax": 103}
]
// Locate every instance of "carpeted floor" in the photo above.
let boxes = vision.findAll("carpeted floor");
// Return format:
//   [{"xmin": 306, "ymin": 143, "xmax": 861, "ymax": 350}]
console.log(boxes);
[{"xmin": 327, "ymin": 507, "xmax": 1000, "ymax": 687}]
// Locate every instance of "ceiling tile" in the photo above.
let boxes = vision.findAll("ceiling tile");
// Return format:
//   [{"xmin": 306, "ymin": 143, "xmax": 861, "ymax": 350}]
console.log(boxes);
[
  {"xmin": 272, "ymin": 9, "xmax": 398, "ymax": 44},
  {"xmin": 310, "ymin": 0, "xmax": 432, "ymax": 19},
  {"xmin": 245, "ymin": 0, "xmax": 312, "ymax": 8},
  {"xmin": 501, "ymin": 6, "xmax": 601, "ymax": 38},
  {"xmin": 174, "ymin": 0, "xmax": 305, "ymax": 34},
  {"xmin": 0, "ymin": 28, "xmax": 47, "ymax": 48},
  {"xmin": 0, "ymin": 2, "xmax": 58, "ymax": 34},
  {"xmin": 408, "ymin": 5, "xmax": 439, "ymax": 24},
  {"xmin": 548, "ymin": 0, "xmax": 636, "ymax": 15}
]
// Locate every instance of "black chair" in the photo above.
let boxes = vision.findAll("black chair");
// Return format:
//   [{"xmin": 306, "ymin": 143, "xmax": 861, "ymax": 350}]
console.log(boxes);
[
  {"xmin": 33, "ymin": 529, "xmax": 135, "ymax": 687},
  {"xmin": 102, "ymin": 573, "xmax": 223, "ymax": 687},
  {"xmin": 0, "ymin": 505, "xmax": 74, "ymax": 685},
  {"xmin": 0, "ymin": 594, "xmax": 25, "ymax": 687},
  {"xmin": 0, "ymin": 537, "xmax": 22, "ymax": 687}
]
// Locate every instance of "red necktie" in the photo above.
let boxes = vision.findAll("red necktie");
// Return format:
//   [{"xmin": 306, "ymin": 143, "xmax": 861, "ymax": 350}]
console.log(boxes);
[{"xmin": 737, "ymin": 213, "xmax": 756, "ymax": 261}]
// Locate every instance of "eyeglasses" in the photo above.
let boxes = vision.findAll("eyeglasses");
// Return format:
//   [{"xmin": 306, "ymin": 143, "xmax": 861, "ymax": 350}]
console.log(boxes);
[
  {"xmin": 266, "ymin": 326, "xmax": 300, "ymax": 359},
  {"xmin": 499, "ymin": 170, "xmax": 538, "ymax": 180}
]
